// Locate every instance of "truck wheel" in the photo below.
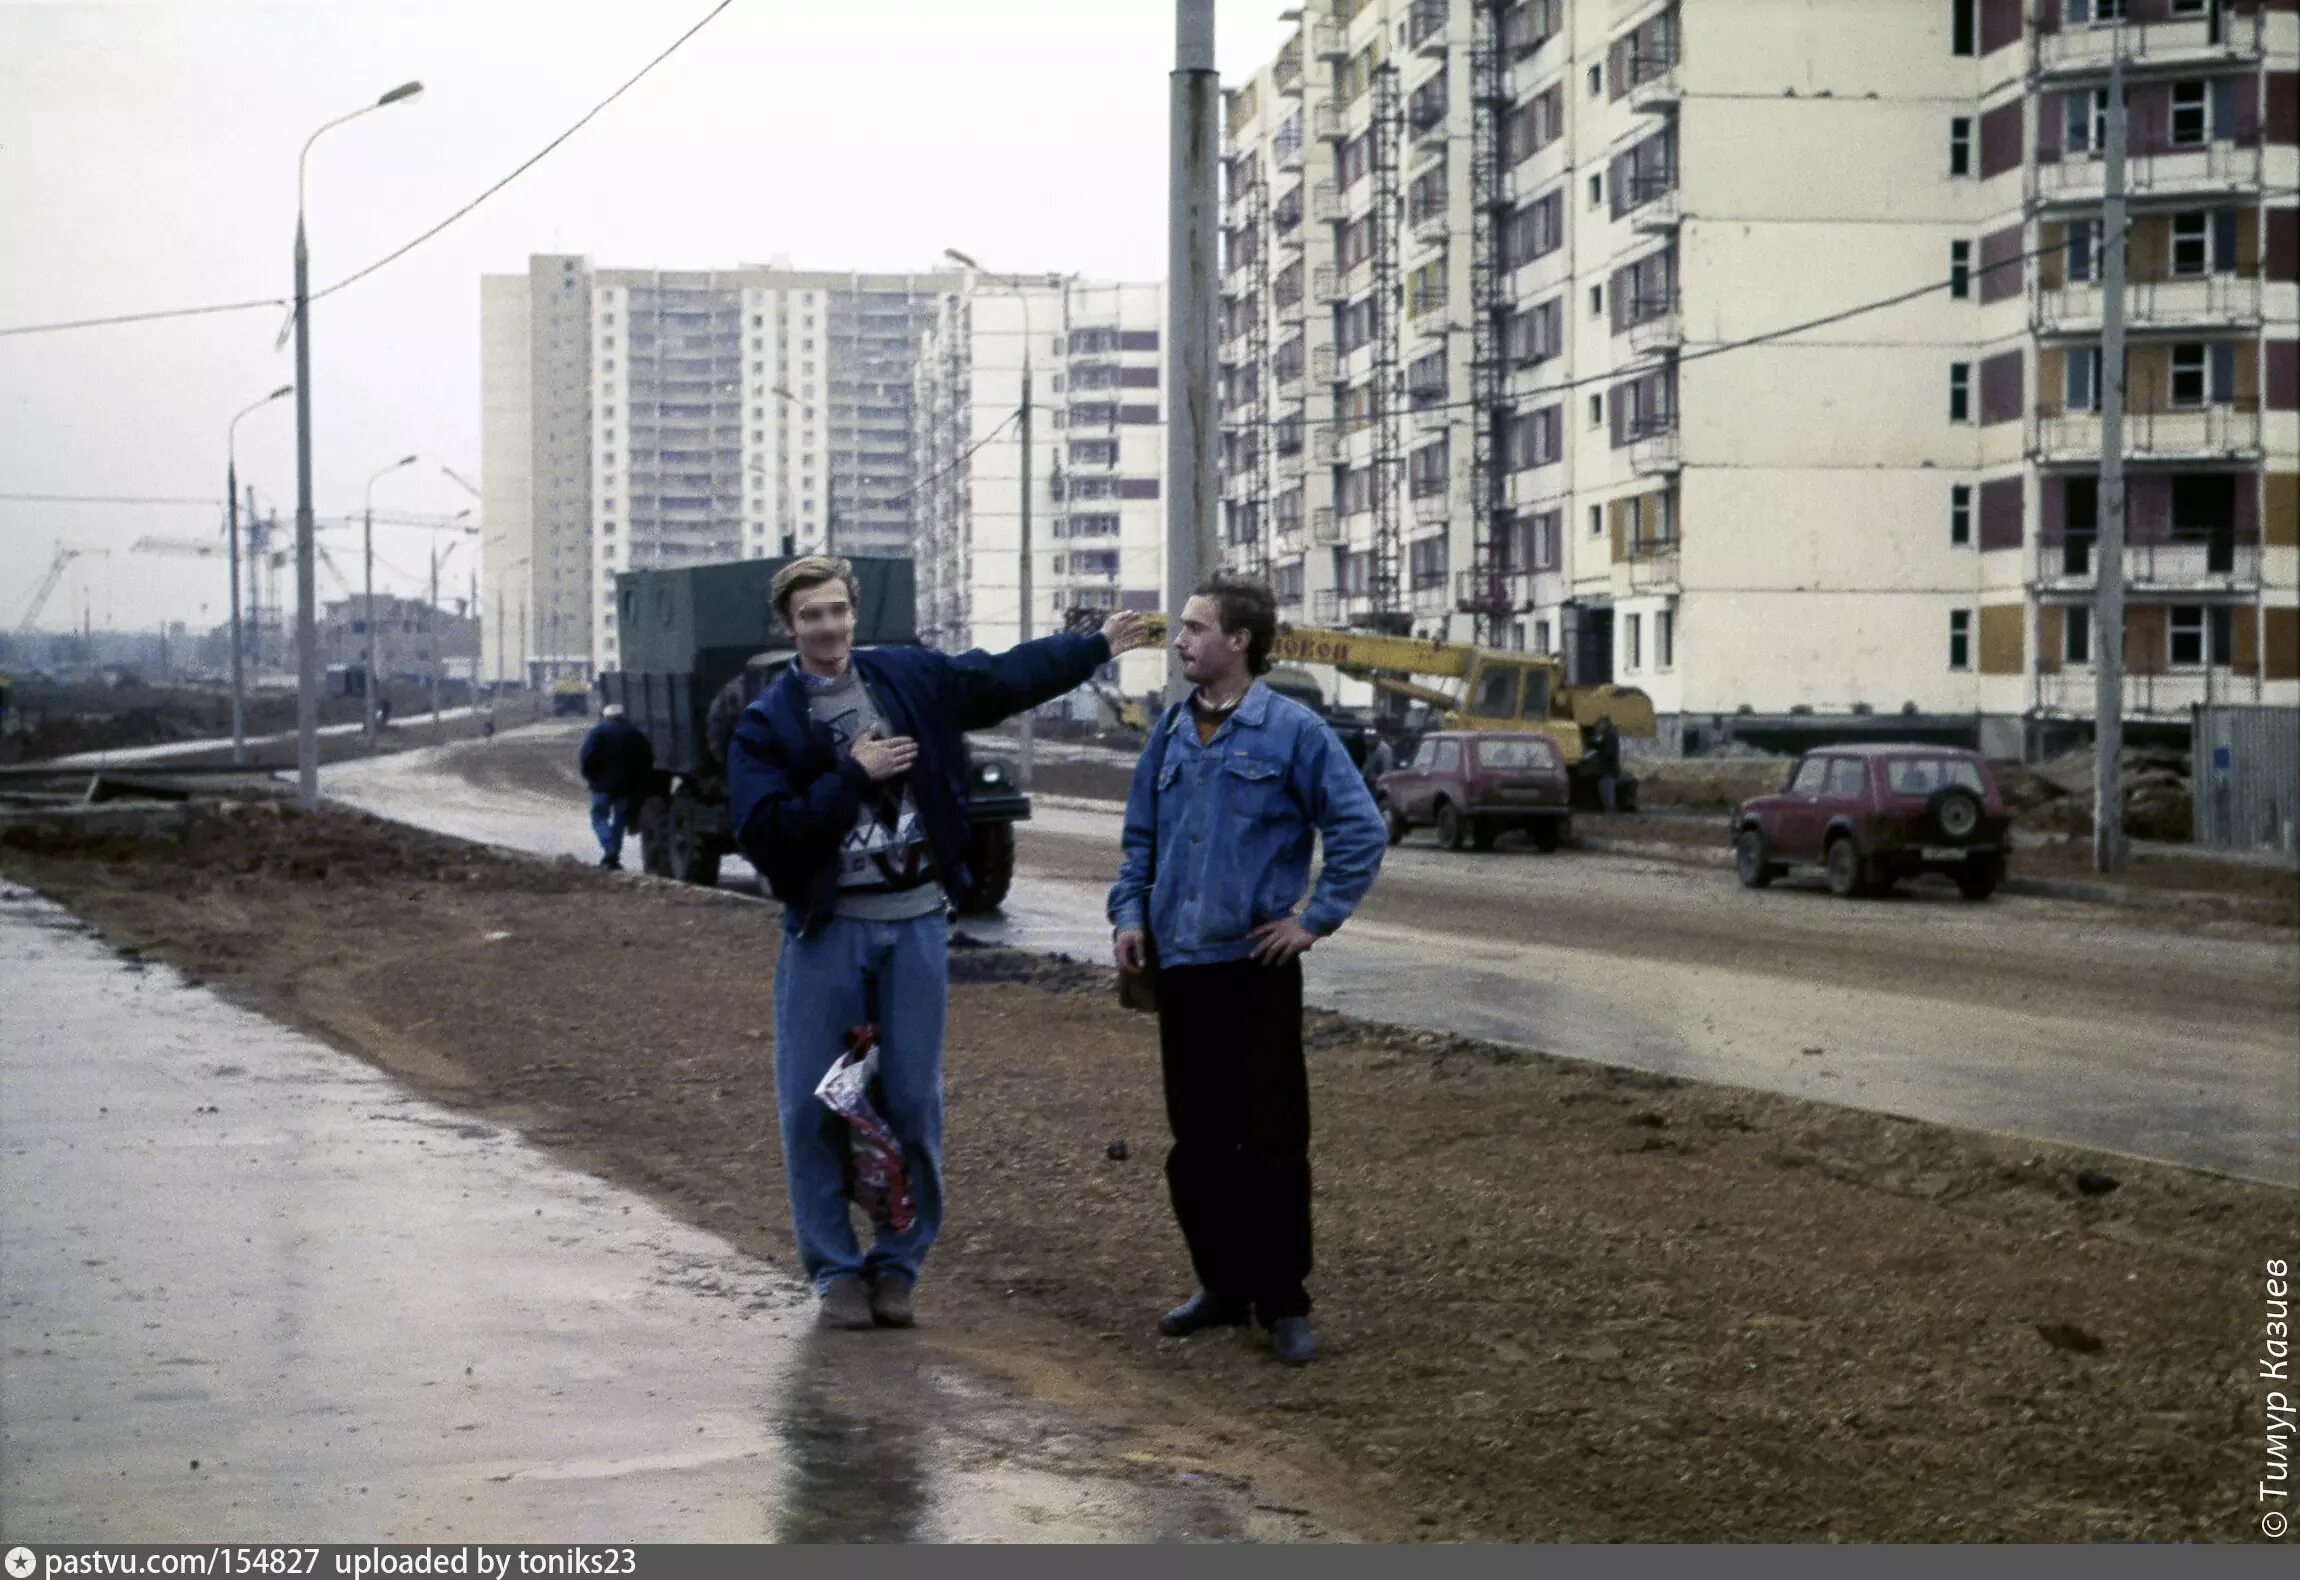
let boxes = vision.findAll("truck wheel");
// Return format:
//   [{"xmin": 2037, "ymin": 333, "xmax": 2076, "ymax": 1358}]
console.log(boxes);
[
  {"xmin": 1531, "ymin": 818, "xmax": 1564, "ymax": 854},
  {"xmin": 1733, "ymin": 827, "xmax": 1776, "ymax": 888},
  {"xmin": 668, "ymin": 791, "xmax": 722, "ymax": 888},
  {"xmin": 953, "ymin": 821, "xmax": 1016, "ymax": 914},
  {"xmin": 1954, "ymin": 853, "xmax": 2004, "ymax": 901},
  {"xmin": 1824, "ymin": 835, "xmax": 1869, "ymax": 899},
  {"xmin": 1435, "ymin": 801, "xmax": 1467, "ymax": 851},
  {"xmin": 636, "ymin": 796, "xmax": 673, "ymax": 878}
]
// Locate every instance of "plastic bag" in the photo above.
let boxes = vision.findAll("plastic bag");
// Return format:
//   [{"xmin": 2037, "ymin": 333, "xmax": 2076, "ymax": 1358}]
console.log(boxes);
[{"xmin": 813, "ymin": 1020, "xmax": 916, "ymax": 1233}]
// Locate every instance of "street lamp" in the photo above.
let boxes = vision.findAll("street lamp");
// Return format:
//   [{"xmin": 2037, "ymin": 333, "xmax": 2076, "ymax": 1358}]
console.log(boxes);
[
  {"xmin": 943, "ymin": 247, "xmax": 1048, "ymax": 787},
  {"xmin": 292, "ymin": 79, "xmax": 423, "ymax": 808},
  {"xmin": 226, "ymin": 384, "xmax": 293, "ymax": 765},
  {"xmin": 428, "ymin": 508, "xmax": 477, "ymax": 736},
  {"xmin": 362, "ymin": 452, "xmax": 419, "ymax": 747}
]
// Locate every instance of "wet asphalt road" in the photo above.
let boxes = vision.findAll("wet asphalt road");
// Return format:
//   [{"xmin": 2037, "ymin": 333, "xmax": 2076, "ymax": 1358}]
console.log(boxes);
[{"xmin": 322, "ymin": 729, "xmax": 2300, "ymax": 1189}]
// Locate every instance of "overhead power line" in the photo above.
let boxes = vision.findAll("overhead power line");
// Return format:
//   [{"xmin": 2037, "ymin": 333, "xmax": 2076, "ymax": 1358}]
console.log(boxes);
[{"xmin": 0, "ymin": 0, "xmax": 739, "ymax": 341}]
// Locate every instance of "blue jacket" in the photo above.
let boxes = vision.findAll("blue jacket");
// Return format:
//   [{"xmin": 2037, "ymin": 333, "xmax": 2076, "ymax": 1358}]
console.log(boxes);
[
  {"xmin": 1106, "ymin": 680, "xmax": 1386, "ymax": 968},
  {"xmin": 727, "ymin": 632, "xmax": 1112, "ymax": 934}
]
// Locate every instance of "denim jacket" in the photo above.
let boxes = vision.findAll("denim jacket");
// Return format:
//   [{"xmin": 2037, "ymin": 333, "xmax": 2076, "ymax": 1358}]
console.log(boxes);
[{"xmin": 1106, "ymin": 680, "xmax": 1386, "ymax": 968}]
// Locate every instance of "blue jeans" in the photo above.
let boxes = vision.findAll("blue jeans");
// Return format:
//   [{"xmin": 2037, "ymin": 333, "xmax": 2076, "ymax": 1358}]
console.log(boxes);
[
  {"xmin": 772, "ymin": 912, "xmax": 948, "ymax": 1292},
  {"xmin": 589, "ymin": 791, "xmax": 629, "ymax": 856}
]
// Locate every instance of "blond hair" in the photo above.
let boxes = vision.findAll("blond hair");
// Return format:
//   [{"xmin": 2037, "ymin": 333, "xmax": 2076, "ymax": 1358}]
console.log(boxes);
[{"xmin": 771, "ymin": 555, "xmax": 859, "ymax": 623}]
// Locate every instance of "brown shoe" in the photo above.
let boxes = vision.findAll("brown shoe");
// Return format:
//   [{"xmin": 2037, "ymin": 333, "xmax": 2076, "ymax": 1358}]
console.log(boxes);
[
  {"xmin": 818, "ymin": 1274, "xmax": 874, "ymax": 1330},
  {"xmin": 870, "ymin": 1274, "xmax": 916, "ymax": 1328}
]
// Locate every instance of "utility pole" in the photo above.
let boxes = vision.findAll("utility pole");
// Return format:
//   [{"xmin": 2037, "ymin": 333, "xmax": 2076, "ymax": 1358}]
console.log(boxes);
[
  {"xmin": 2094, "ymin": 53, "xmax": 2128, "ymax": 874},
  {"xmin": 226, "ymin": 467, "xmax": 247, "ymax": 765},
  {"xmin": 293, "ymin": 215, "xmax": 320, "ymax": 809},
  {"xmin": 429, "ymin": 541, "xmax": 441, "ymax": 738},
  {"xmin": 1018, "ymin": 333, "xmax": 1035, "ymax": 785},
  {"xmin": 1167, "ymin": 0, "xmax": 1221, "ymax": 701}
]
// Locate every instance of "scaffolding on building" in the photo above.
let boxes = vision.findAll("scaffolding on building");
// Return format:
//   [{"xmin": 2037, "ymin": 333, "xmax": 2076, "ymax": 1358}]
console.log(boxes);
[
  {"xmin": 1366, "ymin": 59, "xmax": 1407, "ymax": 633},
  {"xmin": 1229, "ymin": 152, "xmax": 1274, "ymax": 578},
  {"xmin": 1460, "ymin": 0, "xmax": 1516, "ymax": 646}
]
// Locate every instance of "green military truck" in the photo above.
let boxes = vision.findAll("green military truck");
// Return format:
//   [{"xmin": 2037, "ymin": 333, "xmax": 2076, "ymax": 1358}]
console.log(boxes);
[{"xmin": 598, "ymin": 556, "xmax": 1028, "ymax": 913}]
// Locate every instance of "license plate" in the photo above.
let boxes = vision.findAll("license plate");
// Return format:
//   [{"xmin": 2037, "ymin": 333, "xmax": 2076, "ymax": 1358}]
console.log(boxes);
[{"xmin": 1921, "ymin": 847, "xmax": 1968, "ymax": 862}]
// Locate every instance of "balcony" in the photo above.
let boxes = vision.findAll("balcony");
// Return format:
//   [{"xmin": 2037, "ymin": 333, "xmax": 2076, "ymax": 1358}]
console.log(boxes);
[
  {"xmin": 1627, "ymin": 181, "xmax": 1681, "ymax": 233},
  {"xmin": 1311, "ymin": 344, "xmax": 1338, "ymax": 383},
  {"xmin": 2035, "ymin": 667, "xmax": 2250, "ymax": 721},
  {"xmin": 1314, "ymin": 263, "xmax": 1348, "ymax": 303},
  {"xmin": 1412, "ymin": 580, "xmax": 1452, "ymax": 615},
  {"xmin": 1627, "ymin": 418, "xmax": 1681, "ymax": 474},
  {"xmin": 1408, "ymin": 0, "xmax": 1449, "ymax": 57},
  {"xmin": 2034, "ymin": 274, "xmax": 2264, "ymax": 338},
  {"xmin": 1455, "ymin": 566, "xmax": 1534, "ymax": 615},
  {"xmin": 2032, "ymin": 141, "xmax": 2262, "ymax": 209},
  {"xmin": 1276, "ymin": 136, "xmax": 1304, "ymax": 173},
  {"xmin": 1409, "ymin": 387, "xmax": 1450, "ymax": 431},
  {"xmin": 1275, "ymin": 360, "xmax": 1305, "ymax": 403},
  {"xmin": 1625, "ymin": 297, "xmax": 1682, "ymax": 356},
  {"xmin": 1410, "ymin": 106, "xmax": 1449, "ymax": 156},
  {"xmin": 1412, "ymin": 486, "xmax": 1450, "ymax": 526},
  {"xmin": 2035, "ymin": 13, "xmax": 2263, "ymax": 81},
  {"xmin": 1275, "ymin": 515, "xmax": 1306, "ymax": 555},
  {"xmin": 1410, "ymin": 194, "xmax": 1452, "ymax": 245},
  {"xmin": 1625, "ymin": 537, "xmax": 1681, "ymax": 592},
  {"xmin": 2031, "ymin": 539, "xmax": 2262, "ymax": 595},
  {"xmin": 1314, "ymin": 100, "xmax": 1346, "ymax": 142},
  {"xmin": 1626, "ymin": 57, "xmax": 1681, "ymax": 114},
  {"xmin": 1501, "ymin": 3, "xmax": 1552, "ymax": 62},
  {"xmin": 1312, "ymin": 20, "xmax": 1346, "ymax": 60},
  {"xmin": 1409, "ymin": 290, "xmax": 1451, "ymax": 341},
  {"xmin": 1310, "ymin": 506, "xmax": 1343, "ymax": 546},
  {"xmin": 1311, "ymin": 425, "xmax": 1342, "ymax": 465},
  {"xmin": 1311, "ymin": 182, "xmax": 1345, "ymax": 223},
  {"xmin": 1273, "ymin": 40, "xmax": 1304, "ymax": 95},
  {"xmin": 2034, "ymin": 399, "xmax": 2263, "ymax": 465}
]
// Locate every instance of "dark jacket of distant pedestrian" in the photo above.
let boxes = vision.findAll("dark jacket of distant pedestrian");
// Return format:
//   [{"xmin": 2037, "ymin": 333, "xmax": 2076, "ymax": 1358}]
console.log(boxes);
[{"xmin": 579, "ymin": 709, "xmax": 655, "ymax": 800}]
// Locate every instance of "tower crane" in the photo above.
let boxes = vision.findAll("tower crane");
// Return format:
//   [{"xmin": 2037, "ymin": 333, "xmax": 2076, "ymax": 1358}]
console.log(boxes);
[{"xmin": 15, "ymin": 547, "xmax": 81, "ymax": 637}]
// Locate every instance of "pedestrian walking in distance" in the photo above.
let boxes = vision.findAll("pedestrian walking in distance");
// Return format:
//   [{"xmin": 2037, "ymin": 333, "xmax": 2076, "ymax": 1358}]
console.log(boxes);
[
  {"xmin": 729, "ymin": 556, "xmax": 1153, "ymax": 1331},
  {"xmin": 577, "ymin": 702, "xmax": 653, "ymax": 871},
  {"xmin": 1592, "ymin": 713, "xmax": 1622, "ymax": 815},
  {"xmin": 1107, "ymin": 575, "xmax": 1386, "ymax": 1365}
]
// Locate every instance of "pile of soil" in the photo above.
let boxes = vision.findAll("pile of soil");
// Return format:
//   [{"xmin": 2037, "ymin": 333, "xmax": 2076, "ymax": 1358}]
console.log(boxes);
[{"xmin": 4, "ymin": 803, "xmax": 2292, "ymax": 1541}]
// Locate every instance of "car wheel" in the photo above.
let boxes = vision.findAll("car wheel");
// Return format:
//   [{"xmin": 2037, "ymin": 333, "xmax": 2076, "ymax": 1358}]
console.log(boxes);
[
  {"xmin": 1734, "ymin": 828, "xmax": 1776, "ymax": 889},
  {"xmin": 1383, "ymin": 799, "xmax": 1409, "ymax": 846},
  {"xmin": 1824, "ymin": 836, "xmax": 1868, "ymax": 899},
  {"xmin": 1435, "ymin": 800, "xmax": 1467, "ymax": 851},
  {"xmin": 1925, "ymin": 786, "xmax": 1984, "ymax": 844},
  {"xmin": 1530, "ymin": 818, "xmax": 1563, "ymax": 853},
  {"xmin": 1954, "ymin": 853, "xmax": 2004, "ymax": 901}
]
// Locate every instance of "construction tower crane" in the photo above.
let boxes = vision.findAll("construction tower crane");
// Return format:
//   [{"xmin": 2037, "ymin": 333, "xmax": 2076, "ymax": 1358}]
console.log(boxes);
[{"xmin": 16, "ymin": 547, "xmax": 81, "ymax": 637}]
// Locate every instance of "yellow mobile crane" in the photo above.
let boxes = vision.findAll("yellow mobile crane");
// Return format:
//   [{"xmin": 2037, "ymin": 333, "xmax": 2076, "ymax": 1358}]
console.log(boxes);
[{"xmin": 1266, "ymin": 624, "xmax": 1655, "ymax": 807}]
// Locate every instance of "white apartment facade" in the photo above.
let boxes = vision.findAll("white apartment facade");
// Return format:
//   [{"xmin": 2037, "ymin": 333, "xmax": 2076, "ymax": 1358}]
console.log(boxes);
[
  {"xmin": 1221, "ymin": 0, "xmax": 2298, "ymax": 756},
  {"xmin": 479, "ymin": 256, "xmax": 960, "ymax": 681},
  {"xmin": 912, "ymin": 275, "xmax": 1170, "ymax": 703}
]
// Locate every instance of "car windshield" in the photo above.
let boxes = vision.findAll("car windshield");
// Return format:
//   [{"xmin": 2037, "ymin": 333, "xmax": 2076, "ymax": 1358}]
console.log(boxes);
[
  {"xmin": 1883, "ymin": 758, "xmax": 1986, "ymax": 796},
  {"xmin": 1476, "ymin": 738, "xmax": 1556, "ymax": 770}
]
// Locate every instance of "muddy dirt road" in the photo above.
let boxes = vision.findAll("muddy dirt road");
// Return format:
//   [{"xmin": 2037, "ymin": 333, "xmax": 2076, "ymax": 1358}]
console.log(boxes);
[{"xmin": 334, "ymin": 725, "xmax": 2299, "ymax": 1186}]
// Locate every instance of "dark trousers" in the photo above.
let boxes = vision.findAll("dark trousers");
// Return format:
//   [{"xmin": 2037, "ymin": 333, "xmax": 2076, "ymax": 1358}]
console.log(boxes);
[{"xmin": 1156, "ymin": 956, "xmax": 1312, "ymax": 1321}]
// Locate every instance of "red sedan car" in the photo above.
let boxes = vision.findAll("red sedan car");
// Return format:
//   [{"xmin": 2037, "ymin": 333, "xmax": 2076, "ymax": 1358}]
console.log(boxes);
[{"xmin": 1730, "ymin": 744, "xmax": 2010, "ymax": 900}]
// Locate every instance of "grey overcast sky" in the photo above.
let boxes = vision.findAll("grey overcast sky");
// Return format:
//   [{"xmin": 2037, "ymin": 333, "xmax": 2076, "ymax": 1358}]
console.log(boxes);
[{"xmin": 0, "ymin": 0, "xmax": 1297, "ymax": 634}]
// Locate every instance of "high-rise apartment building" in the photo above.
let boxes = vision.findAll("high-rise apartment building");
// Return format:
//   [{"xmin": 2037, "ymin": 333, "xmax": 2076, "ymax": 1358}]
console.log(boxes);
[
  {"xmin": 1221, "ymin": 0, "xmax": 2296, "ymax": 756},
  {"xmin": 912, "ymin": 275, "xmax": 1170, "ymax": 702},
  {"xmin": 479, "ymin": 256, "xmax": 959, "ymax": 680}
]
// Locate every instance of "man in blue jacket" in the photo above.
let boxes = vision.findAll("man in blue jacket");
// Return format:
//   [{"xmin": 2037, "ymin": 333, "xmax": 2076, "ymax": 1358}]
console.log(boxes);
[
  {"xmin": 1108, "ymin": 575, "xmax": 1385, "ymax": 1366},
  {"xmin": 728, "ymin": 556, "xmax": 1151, "ymax": 1331}
]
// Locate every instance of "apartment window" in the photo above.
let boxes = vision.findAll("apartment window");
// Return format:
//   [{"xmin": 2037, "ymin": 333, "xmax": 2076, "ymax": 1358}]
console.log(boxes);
[
  {"xmin": 1952, "ymin": 0, "xmax": 1977, "ymax": 56},
  {"xmin": 2068, "ymin": 345, "xmax": 2103, "ymax": 412},
  {"xmin": 1588, "ymin": 172, "xmax": 1603, "ymax": 208},
  {"xmin": 2169, "ymin": 82, "xmax": 2208, "ymax": 147},
  {"xmin": 1534, "ymin": 619, "xmax": 1551, "ymax": 654},
  {"xmin": 1949, "ymin": 361, "xmax": 1972, "ymax": 422},
  {"xmin": 2065, "ymin": 604, "xmax": 2091, "ymax": 665},
  {"xmin": 1588, "ymin": 394, "xmax": 1603, "ymax": 428},
  {"xmin": 1949, "ymin": 240, "xmax": 1972, "ymax": 299},
  {"xmin": 1950, "ymin": 483, "xmax": 1972, "ymax": 546},
  {"xmin": 2069, "ymin": 0, "xmax": 2128, "ymax": 20},
  {"xmin": 1949, "ymin": 117, "xmax": 1973, "ymax": 176},
  {"xmin": 1589, "ymin": 283, "xmax": 1603, "ymax": 317},
  {"xmin": 2170, "ymin": 212, "xmax": 2237, "ymax": 276},
  {"xmin": 2169, "ymin": 343, "xmax": 2208, "ymax": 407},
  {"xmin": 1589, "ymin": 504, "xmax": 1603, "ymax": 538},
  {"xmin": 1949, "ymin": 609, "xmax": 1972, "ymax": 670},
  {"xmin": 1624, "ymin": 612, "xmax": 1643, "ymax": 671},
  {"xmin": 1657, "ymin": 608, "xmax": 1675, "ymax": 670},
  {"xmin": 2169, "ymin": 605, "xmax": 2233, "ymax": 667},
  {"xmin": 2066, "ymin": 219, "xmax": 2101, "ymax": 282},
  {"xmin": 2066, "ymin": 89, "xmax": 2108, "ymax": 155}
]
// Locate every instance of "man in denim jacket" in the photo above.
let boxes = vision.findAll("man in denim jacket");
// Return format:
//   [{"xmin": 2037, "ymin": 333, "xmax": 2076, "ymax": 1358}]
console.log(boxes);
[
  {"xmin": 729, "ymin": 556, "xmax": 1152, "ymax": 1331},
  {"xmin": 1108, "ymin": 575, "xmax": 1385, "ymax": 1365}
]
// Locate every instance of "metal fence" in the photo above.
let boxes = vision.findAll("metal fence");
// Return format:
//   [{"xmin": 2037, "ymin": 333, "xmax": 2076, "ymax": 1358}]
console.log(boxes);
[{"xmin": 2192, "ymin": 705, "xmax": 2300, "ymax": 853}]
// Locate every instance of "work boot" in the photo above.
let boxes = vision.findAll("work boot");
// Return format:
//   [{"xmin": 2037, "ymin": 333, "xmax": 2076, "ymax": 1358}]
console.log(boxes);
[
  {"xmin": 1158, "ymin": 1288, "xmax": 1250, "ymax": 1338},
  {"xmin": 870, "ymin": 1273, "xmax": 916, "ymax": 1328},
  {"xmin": 598, "ymin": 852, "xmax": 621, "ymax": 870},
  {"xmin": 1267, "ymin": 1316, "xmax": 1319, "ymax": 1367},
  {"xmin": 817, "ymin": 1274, "xmax": 874, "ymax": 1331}
]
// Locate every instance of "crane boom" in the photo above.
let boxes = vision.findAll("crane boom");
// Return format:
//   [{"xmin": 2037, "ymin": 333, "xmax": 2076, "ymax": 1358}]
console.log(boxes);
[{"xmin": 16, "ymin": 547, "xmax": 81, "ymax": 636}]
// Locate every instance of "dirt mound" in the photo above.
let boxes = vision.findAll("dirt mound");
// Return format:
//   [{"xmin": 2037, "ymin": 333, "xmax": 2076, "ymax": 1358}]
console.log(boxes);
[
  {"xmin": 0, "ymin": 796, "xmax": 597, "ymax": 893},
  {"xmin": 1634, "ymin": 756, "xmax": 1789, "ymax": 811}
]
